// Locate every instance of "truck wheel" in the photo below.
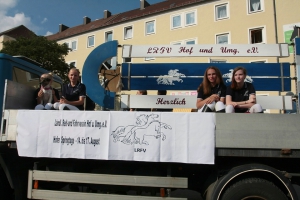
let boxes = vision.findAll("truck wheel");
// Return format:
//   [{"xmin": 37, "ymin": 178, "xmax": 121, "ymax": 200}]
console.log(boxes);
[
  {"xmin": 221, "ymin": 178, "xmax": 288, "ymax": 200},
  {"xmin": 0, "ymin": 168, "xmax": 13, "ymax": 199}
]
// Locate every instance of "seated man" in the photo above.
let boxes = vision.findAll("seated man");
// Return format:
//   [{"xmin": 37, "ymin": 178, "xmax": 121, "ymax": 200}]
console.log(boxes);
[
  {"xmin": 35, "ymin": 73, "xmax": 60, "ymax": 110},
  {"xmin": 54, "ymin": 68, "xmax": 86, "ymax": 110}
]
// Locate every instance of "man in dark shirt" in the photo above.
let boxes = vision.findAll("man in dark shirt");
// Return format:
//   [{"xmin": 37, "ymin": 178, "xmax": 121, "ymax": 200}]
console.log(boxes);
[{"xmin": 62, "ymin": 82, "xmax": 86, "ymax": 110}]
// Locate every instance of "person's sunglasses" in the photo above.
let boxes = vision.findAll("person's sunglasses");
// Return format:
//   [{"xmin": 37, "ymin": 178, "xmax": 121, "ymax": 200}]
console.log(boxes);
[{"xmin": 40, "ymin": 78, "xmax": 51, "ymax": 83}]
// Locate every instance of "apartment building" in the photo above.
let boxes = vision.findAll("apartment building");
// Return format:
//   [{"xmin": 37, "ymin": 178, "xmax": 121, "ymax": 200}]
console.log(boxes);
[
  {"xmin": 47, "ymin": 0, "xmax": 300, "ymax": 70},
  {"xmin": 47, "ymin": 0, "xmax": 300, "ymax": 108}
]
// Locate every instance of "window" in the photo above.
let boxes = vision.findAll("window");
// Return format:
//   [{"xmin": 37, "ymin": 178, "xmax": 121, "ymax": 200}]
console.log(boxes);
[
  {"xmin": 185, "ymin": 11, "xmax": 195, "ymax": 26},
  {"xmin": 186, "ymin": 40, "xmax": 195, "ymax": 45},
  {"xmin": 71, "ymin": 40, "xmax": 77, "ymax": 50},
  {"xmin": 215, "ymin": 3, "xmax": 228, "ymax": 20},
  {"xmin": 171, "ymin": 39, "xmax": 197, "ymax": 45},
  {"xmin": 172, "ymin": 15, "xmax": 181, "ymax": 29},
  {"xmin": 145, "ymin": 57, "xmax": 155, "ymax": 61},
  {"xmin": 87, "ymin": 35, "xmax": 95, "ymax": 47},
  {"xmin": 210, "ymin": 59, "xmax": 227, "ymax": 63},
  {"xmin": 124, "ymin": 26, "xmax": 133, "ymax": 39},
  {"xmin": 171, "ymin": 41, "xmax": 182, "ymax": 45},
  {"xmin": 13, "ymin": 67, "xmax": 40, "ymax": 88},
  {"xmin": 105, "ymin": 31, "xmax": 113, "ymax": 42},
  {"xmin": 171, "ymin": 10, "xmax": 197, "ymax": 30},
  {"xmin": 146, "ymin": 20, "xmax": 155, "ymax": 35},
  {"xmin": 66, "ymin": 61, "xmax": 76, "ymax": 68},
  {"xmin": 69, "ymin": 62, "xmax": 76, "ymax": 67},
  {"xmin": 250, "ymin": 60, "xmax": 267, "ymax": 63},
  {"xmin": 64, "ymin": 39, "xmax": 77, "ymax": 51},
  {"xmin": 248, "ymin": 0, "xmax": 263, "ymax": 13},
  {"xmin": 64, "ymin": 42, "xmax": 70, "ymax": 48},
  {"xmin": 104, "ymin": 31, "xmax": 115, "ymax": 69},
  {"xmin": 249, "ymin": 28, "xmax": 264, "ymax": 44},
  {"xmin": 216, "ymin": 33, "xmax": 229, "ymax": 44},
  {"xmin": 123, "ymin": 58, "xmax": 131, "ymax": 63}
]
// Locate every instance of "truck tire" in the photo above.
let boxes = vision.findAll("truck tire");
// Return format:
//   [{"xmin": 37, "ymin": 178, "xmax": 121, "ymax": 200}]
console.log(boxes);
[
  {"xmin": 221, "ymin": 178, "xmax": 288, "ymax": 200},
  {"xmin": 0, "ymin": 167, "xmax": 13, "ymax": 199}
]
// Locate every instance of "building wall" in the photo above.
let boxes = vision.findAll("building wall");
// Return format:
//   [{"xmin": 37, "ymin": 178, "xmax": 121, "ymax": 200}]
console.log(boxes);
[
  {"xmin": 58, "ymin": 0, "xmax": 300, "ymax": 70},
  {"xmin": 56, "ymin": 0, "xmax": 300, "ymax": 100},
  {"xmin": 0, "ymin": 35, "xmax": 16, "ymax": 50}
]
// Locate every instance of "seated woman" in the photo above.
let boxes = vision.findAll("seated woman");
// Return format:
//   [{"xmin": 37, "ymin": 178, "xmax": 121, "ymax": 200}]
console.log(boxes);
[
  {"xmin": 196, "ymin": 66, "xmax": 226, "ymax": 112},
  {"xmin": 54, "ymin": 68, "xmax": 86, "ymax": 110},
  {"xmin": 225, "ymin": 67, "xmax": 262, "ymax": 113},
  {"xmin": 35, "ymin": 73, "xmax": 60, "ymax": 110}
]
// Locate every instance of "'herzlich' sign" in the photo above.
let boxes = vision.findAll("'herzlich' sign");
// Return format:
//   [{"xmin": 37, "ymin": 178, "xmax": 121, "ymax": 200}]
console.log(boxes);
[{"xmin": 121, "ymin": 95, "xmax": 197, "ymax": 109}]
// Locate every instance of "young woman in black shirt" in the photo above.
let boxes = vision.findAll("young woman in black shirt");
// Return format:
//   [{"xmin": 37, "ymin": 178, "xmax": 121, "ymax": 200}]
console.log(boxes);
[
  {"xmin": 225, "ymin": 67, "xmax": 262, "ymax": 113},
  {"xmin": 196, "ymin": 66, "xmax": 226, "ymax": 112}
]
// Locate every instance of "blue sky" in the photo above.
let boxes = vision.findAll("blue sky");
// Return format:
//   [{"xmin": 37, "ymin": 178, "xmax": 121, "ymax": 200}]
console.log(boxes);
[{"xmin": 0, "ymin": 0, "xmax": 163, "ymax": 36}]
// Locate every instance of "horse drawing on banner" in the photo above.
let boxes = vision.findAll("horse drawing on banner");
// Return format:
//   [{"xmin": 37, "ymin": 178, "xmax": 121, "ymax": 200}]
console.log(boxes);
[
  {"xmin": 223, "ymin": 69, "xmax": 253, "ymax": 83},
  {"xmin": 111, "ymin": 114, "xmax": 172, "ymax": 145},
  {"xmin": 157, "ymin": 69, "xmax": 186, "ymax": 85}
]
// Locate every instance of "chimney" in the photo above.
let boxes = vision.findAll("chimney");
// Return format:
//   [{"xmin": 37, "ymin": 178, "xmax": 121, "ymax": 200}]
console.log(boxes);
[
  {"xmin": 104, "ymin": 10, "xmax": 111, "ymax": 19},
  {"xmin": 140, "ymin": 0, "xmax": 150, "ymax": 10},
  {"xmin": 83, "ymin": 16, "xmax": 91, "ymax": 25},
  {"xmin": 59, "ymin": 24, "xmax": 69, "ymax": 32}
]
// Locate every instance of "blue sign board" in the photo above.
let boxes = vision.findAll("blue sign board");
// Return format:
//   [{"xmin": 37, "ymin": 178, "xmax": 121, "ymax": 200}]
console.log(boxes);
[{"xmin": 122, "ymin": 63, "xmax": 291, "ymax": 91}]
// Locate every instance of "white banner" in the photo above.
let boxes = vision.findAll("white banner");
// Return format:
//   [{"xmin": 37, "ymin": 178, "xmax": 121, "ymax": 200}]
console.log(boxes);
[
  {"xmin": 16, "ymin": 111, "xmax": 215, "ymax": 164},
  {"xmin": 122, "ymin": 44, "xmax": 289, "ymax": 58}
]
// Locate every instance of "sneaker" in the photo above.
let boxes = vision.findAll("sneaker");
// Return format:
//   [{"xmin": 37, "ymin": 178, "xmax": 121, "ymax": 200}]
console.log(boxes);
[
  {"xmin": 201, "ymin": 105, "xmax": 213, "ymax": 112},
  {"xmin": 63, "ymin": 106, "xmax": 70, "ymax": 110},
  {"xmin": 216, "ymin": 109, "xmax": 225, "ymax": 113}
]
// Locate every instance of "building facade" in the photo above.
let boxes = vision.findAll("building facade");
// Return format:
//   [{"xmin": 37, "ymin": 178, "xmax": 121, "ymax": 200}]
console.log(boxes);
[
  {"xmin": 47, "ymin": 0, "xmax": 300, "ymax": 108},
  {"xmin": 47, "ymin": 0, "xmax": 300, "ymax": 68}
]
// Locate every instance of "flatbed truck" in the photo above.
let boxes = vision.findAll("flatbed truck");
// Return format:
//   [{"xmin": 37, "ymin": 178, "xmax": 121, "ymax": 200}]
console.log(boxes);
[{"xmin": 0, "ymin": 39, "xmax": 300, "ymax": 200}]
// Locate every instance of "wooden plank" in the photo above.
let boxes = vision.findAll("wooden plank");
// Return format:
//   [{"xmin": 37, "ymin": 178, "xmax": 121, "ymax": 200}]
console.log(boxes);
[
  {"xmin": 32, "ymin": 170, "xmax": 188, "ymax": 188},
  {"xmin": 120, "ymin": 95, "xmax": 292, "ymax": 110},
  {"xmin": 31, "ymin": 190, "xmax": 187, "ymax": 200},
  {"xmin": 121, "ymin": 63, "xmax": 291, "ymax": 91},
  {"xmin": 120, "ymin": 95, "xmax": 196, "ymax": 109},
  {"xmin": 122, "ymin": 44, "xmax": 289, "ymax": 57},
  {"xmin": 256, "ymin": 96, "xmax": 292, "ymax": 110}
]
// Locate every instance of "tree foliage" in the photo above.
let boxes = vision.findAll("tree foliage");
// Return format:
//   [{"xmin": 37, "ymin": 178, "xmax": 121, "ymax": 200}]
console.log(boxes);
[{"xmin": 0, "ymin": 36, "xmax": 71, "ymax": 82}]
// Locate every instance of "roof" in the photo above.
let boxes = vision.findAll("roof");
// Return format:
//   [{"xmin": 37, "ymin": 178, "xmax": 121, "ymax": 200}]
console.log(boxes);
[
  {"xmin": 0, "ymin": 25, "xmax": 36, "ymax": 39},
  {"xmin": 47, "ymin": 0, "xmax": 206, "ymax": 41}
]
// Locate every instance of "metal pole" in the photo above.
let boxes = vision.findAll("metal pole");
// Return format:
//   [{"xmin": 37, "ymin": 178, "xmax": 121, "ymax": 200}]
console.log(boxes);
[{"xmin": 273, "ymin": 0, "xmax": 279, "ymax": 63}]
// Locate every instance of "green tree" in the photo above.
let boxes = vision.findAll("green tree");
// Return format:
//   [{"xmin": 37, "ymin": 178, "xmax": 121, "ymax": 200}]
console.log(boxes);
[{"xmin": 0, "ymin": 36, "xmax": 71, "ymax": 82}]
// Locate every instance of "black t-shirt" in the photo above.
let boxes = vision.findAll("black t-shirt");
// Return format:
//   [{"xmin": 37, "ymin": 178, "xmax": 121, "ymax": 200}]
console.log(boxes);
[
  {"xmin": 197, "ymin": 84, "xmax": 227, "ymax": 100},
  {"xmin": 34, "ymin": 87, "xmax": 60, "ymax": 105},
  {"xmin": 62, "ymin": 82, "xmax": 86, "ymax": 110},
  {"xmin": 226, "ymin": 82, "xmax": 255, "ymax": 113}
]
